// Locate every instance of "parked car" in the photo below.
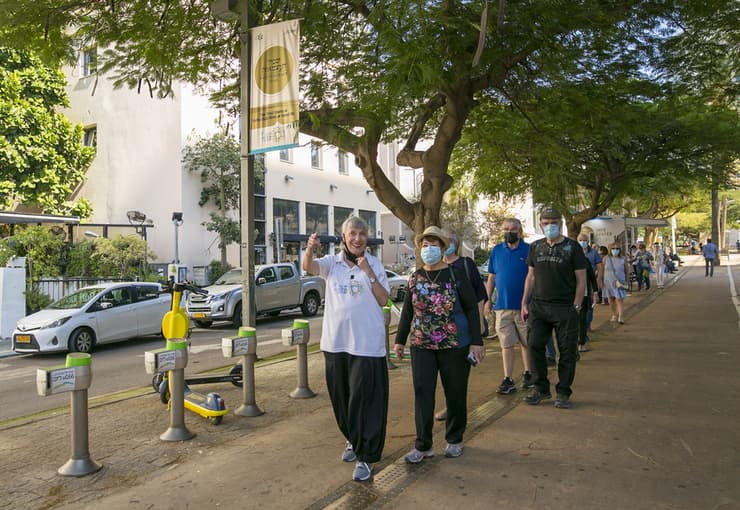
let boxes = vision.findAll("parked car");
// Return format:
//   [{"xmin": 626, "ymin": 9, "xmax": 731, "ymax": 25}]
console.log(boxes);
[
  {"xmin": 385, "ymin": 270, "xmax": 409, "ymax": 301},
  {"xmin": 186, "ymin": 263, "xmax": 325, "ymax": 328},
  {"xmin": 13, "ymin": 282, "xmax": 171, "ymax": 354}
]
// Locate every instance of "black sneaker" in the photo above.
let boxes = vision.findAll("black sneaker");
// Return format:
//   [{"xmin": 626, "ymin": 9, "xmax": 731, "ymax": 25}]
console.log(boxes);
[
  {"xmin": 554, "ymin": 394, "xmax": 572, "ymax": 409},
  {"xmin": 521, "ymin": 371, "xmax": 534, "ymax": 389},
  {"xmin": 523, "ymin": 391, "xmax": 552, "ymax": 405},
  {"xmin": 496, "ymin": 377, "xmax": 517, "ymax": 394}
]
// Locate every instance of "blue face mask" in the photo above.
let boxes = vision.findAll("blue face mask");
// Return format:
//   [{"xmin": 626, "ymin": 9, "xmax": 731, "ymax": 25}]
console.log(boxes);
[
  {"xmin": 421, "ymin": 245, "xmax": 442, "ymax": 265},
  {"xmin": 579, "ymin": 241, "xmax": 588, "ymax": 248},
  {"xmin": 543, "ymin": 223, "xmax": 560, "ymax": 240},
  {"xmin": 444, "ymin": 243, "xmax": 456, "ymax": 256}
]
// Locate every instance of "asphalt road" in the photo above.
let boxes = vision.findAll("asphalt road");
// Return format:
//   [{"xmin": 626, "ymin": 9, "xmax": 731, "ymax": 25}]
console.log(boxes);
[{"xmin": 0, "ymin": 310, "xmax": 325, "ymax": 422}]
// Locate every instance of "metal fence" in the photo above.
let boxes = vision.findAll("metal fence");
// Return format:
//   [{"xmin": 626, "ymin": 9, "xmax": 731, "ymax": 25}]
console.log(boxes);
[{"xmin": 30, "ymin": 277, "xmax": 127, "ymax": 302}]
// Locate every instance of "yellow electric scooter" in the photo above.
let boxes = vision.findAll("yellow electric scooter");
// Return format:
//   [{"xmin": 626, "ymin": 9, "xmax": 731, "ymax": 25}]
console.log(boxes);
[{"xmin": 158, "ymin": 280, "xmax": 228, "ymax": 425}]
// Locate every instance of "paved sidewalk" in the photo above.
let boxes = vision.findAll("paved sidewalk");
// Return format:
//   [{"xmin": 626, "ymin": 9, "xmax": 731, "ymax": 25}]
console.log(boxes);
[{"xmin": 1, "ymin": 255, "xmax": 738, "ymax": 509}]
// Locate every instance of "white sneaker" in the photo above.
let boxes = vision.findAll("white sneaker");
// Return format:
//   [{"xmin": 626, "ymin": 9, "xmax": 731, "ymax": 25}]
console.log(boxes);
[
  {"xmin": 352, "ymin": 461, "xmax": 372, "ymax": 481},
  {"xmin": 610, "ymin": 315, "xmax": 617, "ymax": 322},
  {"xmin": 404, "ymin": 448, "xmax": 435, "ymax": 464},
  {"xmin": 341, "ymin": 442, "xmax": 356, "ymax": 462}
]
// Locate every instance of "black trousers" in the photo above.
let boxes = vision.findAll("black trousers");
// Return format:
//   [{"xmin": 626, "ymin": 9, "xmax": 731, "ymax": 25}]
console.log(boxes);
[
  {"xmin": 324, "ymin": 351, "xmax": 389, "ymax": 463},
  {"xmin": 410, "ymin": 346, "xmax": 471, "ymax": 451},
  {"xmin": 527, "ymin": 300, "xmax": 579, "ymax": 397},
  {"xmin": 577, "ymin": 295, "xmax": 590, "ymax": 345},
  {"xmin": 705, "ymin": 258, "xmax": 715, "ymax": 276}
]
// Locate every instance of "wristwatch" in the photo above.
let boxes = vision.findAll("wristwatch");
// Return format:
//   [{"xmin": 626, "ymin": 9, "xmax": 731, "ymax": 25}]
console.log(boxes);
[
  {"xmin": 368, "ymin": 275, "xmax": 377, "ymax": 284},
  {"xmin": 573, "ymin": 304, "xmax": 582, "ymax": 312}
]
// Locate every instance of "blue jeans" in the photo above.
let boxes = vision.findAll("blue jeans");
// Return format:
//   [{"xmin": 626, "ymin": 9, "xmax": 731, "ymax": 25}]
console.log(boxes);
[
  {"xmin": 636, "ymin": 267, "xmax": 650, "ymax": 290},
  {"xmin": 705, "ymin": 258, "xmax": 715, "ymax": 276}
]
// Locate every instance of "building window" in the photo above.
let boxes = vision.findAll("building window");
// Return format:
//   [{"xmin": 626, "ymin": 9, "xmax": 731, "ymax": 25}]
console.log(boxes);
[
  {"xmin": 83, "ymin": 126, "xmax": 97, "ymax": 147},
  {"xmin": 273, "ymin": 198, "xmax": 300, "ymax": 234},
  {"xmin": 82, "ymin": 48, "xmax": 97, "ymax": 77},
  {"xmin": 255, "ymin": 154, "xmax": 266, "ymax": 195},
  {"xmin": 338, "ymin": 150, "xmax": 348, "ymax": 175},
  {"xmin": 306, "ymin": 203, "xmax": 329, "ymax": 235},
  {"xmin": 387, "ymin": 145, "xmax": 396, "ymax": 184},
  {"xmin": 311, "ymin": 142, "xmax": 322, "ymax": 169},
  {"xmin": 279, "ymin": 148, "xmax": 293, "ymax": 163},
  {"xmin": 334, "ymin": 206, "xmax": 355, "ymax": 236},
  {"xmin": 359, "ymin": 210, "xmax": 377, "ymax": 237}
]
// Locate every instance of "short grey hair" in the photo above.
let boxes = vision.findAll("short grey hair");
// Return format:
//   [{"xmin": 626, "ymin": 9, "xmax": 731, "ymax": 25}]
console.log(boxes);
[
  {"xmin": 503, "ymin": 218, "xmax": 522, "ymax": 230},
  {"xmin": 341, "ymin": 215, "xmax": 368, "ymax": 234}
]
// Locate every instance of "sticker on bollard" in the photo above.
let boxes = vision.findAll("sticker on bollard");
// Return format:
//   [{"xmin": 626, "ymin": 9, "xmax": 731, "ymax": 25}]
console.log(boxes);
[
  {"xmin": 223, "ymin": 327, "xmax": 257, "ymax": 357},
  {"xmin": 282, "ymin": 319, "xmax": 310, "ymax": 346},
  {"xmin": 144, "ymin": 342, "xmax": 188, "ymax": 374},
  {"xmin": 37, "ymin": 353, "xmax": 92, "ymax": 396}
]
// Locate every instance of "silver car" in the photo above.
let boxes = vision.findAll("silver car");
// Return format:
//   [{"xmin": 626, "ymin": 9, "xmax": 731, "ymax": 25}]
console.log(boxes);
[
  {"xmin": 385, "ymin": 270, "xmax": 409, "ymax": 301},
  {"xmin": 13, "ymin": 282, "xmax": 170, "ymax": 354}
]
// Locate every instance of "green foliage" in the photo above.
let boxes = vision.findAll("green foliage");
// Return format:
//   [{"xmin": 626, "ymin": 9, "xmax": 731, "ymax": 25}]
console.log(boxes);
[
  {"xmin": 207, "ymin": 260, "xmax": 233, "ymax": 284},
  {"xmin": 64, "ymin": 239, "xmax": 100, "ymax": 277},
  {"xmin": 24, "ymin": 284, "xmax": 52, "ymax": 314},
  {"xmin": 9, "ymin": 226, "xmax": 65, "ymax": 279},
  {"xmin": 182, "ymin": 132, "xmax": 241, "ymax": 210},
  {"xmin": 0, "ymin": 47, "xmax": 94, "ymax": 214},
  {"xmin": 91, "ymin": 235, "xmax": 155, "ymax": 279}
]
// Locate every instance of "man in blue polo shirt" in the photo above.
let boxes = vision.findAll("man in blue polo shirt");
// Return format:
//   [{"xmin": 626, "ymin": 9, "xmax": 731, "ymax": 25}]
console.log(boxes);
[{"xmin": 485, "ymin": 217, "xmax": 532, "ymax": 394}]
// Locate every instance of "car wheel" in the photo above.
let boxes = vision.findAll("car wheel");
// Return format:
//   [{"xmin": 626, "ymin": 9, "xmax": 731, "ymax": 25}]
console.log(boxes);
[
  {"xmin": 68, "ymin": 328, "xmax": 95, "ymax": 353},
  {"xmin": 232, "ymin": 303, "xmax": 242, "ymax": 329},
  {"xmin": 194, "ymin": 320, "xmax": 212, "ymax": 329},
  {"xmin": 301, "ymin": 292, "xmax": 320, "ymax": 317}
]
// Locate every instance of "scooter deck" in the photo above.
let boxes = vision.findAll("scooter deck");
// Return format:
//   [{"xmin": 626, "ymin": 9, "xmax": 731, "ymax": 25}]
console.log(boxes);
[{"xmin": 183, "ymin": 389, "xmax": 228, "ymax": 418}]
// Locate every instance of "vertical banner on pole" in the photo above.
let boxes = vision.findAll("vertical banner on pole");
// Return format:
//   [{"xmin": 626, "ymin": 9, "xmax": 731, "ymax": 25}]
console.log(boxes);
[{"xmin": 250, "ymin": 20, "xmax": 300, "ymax": 154}]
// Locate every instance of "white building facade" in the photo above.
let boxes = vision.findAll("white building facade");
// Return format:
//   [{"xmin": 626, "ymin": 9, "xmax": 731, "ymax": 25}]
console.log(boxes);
[{"xmin": 61, "ymin": 51, "xmax": 388, "ymax": 280}]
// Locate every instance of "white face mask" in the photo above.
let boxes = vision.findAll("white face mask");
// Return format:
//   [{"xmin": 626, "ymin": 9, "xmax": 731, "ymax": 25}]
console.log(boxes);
[
  {"xmin": 611, "ymin": 249, "xmax": 620, "ymax": 256},
  {"xmin": 543, "ymin": 224, "xmax": 560, "ymax": 240}
]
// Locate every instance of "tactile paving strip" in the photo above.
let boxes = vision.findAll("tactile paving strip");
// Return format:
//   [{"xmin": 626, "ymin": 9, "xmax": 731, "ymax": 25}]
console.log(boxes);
[{"xmin": 307, "ymin": 394, "xmax": 515, "ymax": 510}]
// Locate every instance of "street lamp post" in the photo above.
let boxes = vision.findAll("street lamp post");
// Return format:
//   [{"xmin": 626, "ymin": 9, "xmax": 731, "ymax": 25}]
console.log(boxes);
[
  {"xmin": 127, "ymin": 210, "xmax": 147, "ymax": 279},
  {"xmin": 172, "ymin": 212, "xmax": 183, "ymax": 264}
]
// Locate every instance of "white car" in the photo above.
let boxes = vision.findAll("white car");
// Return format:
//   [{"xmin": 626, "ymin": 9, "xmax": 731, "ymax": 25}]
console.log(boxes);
[
  {"xmin": 12, "ymin": 282, "xmax": 171, "ymax": 354},
  {"xmin": 385, "ymin": 270, "xmax": 409, "ymax": 301}
]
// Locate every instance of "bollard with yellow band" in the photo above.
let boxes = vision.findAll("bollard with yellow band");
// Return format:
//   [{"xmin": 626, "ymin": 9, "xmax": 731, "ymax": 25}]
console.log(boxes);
[
  {"xmin": 37, "ymin": 353, "xmax": 102, "ymax": 476},
  {"xmin": 222, "ymin": 326, "xmax": 264, "ymax": 416},
  {"xmin": 282, "ymin": 319, "xmax": 316, "ymax": 398}
]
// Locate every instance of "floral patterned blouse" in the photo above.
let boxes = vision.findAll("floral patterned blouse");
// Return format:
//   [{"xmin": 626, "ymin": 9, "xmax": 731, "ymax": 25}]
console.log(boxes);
[{"xmin": 404, "ymin": 269, "xmax": 460, "ymax": 350}]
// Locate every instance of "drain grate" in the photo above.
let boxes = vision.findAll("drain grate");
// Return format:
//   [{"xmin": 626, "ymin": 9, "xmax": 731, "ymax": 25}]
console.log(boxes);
[{"xmin": 306, "ymin": 394, "xmax": 514, "ymax": 510}]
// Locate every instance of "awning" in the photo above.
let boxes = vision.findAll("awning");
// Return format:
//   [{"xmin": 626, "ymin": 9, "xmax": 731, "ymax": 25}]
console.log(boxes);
[
  {"xmin": 624, "ymin": 217, "xmax": 668, "ymax": 228},
  {"xmin": 0, "ymin": 211, "xmax": 80, "ymax": 225}
]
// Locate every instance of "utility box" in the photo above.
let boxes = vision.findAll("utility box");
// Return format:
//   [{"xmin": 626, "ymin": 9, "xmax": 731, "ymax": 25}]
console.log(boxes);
[
  {"xmin": 0, "ymin": 265, "xmax": 25, "ymax": 340},
  {"xmin": 167, "ymin": 263, "xmax": 188, "ymax": 284}
]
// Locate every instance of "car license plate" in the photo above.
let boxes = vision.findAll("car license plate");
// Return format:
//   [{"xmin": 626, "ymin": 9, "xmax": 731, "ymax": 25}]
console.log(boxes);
[
  {"xmin": 15, "ymin": 335, "xmax": 31, "ymax": 343},
  {"xmin": 193, "ymin": 313, "xmax": 206, "ymax": 319}
]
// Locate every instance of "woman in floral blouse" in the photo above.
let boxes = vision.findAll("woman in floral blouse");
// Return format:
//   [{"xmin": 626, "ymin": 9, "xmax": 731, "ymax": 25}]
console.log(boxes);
[{"xmin": 394, "ymin": 226, "xmax": 485, "ymax": 463}]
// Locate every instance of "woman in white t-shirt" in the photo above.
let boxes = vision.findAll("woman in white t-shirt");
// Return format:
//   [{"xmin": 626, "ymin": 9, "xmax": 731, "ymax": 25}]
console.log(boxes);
[{"xmin": 303, "ymin": 216, "xmax": 390, "ymax": 483}]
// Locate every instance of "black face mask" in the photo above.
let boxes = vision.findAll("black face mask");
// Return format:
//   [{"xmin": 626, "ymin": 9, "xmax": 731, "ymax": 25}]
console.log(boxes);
[
  {"xmin": 342, "ymin": 235, "xmax": 359, "ymax": 264},
  {"xmin": 504, "ymin": 232, "xmax": 519, "ymax": 244}
]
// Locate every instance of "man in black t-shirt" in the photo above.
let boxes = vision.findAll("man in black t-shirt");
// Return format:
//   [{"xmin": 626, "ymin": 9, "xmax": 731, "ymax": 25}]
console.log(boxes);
[{"xmin": 521, "ymin": 207, "xmax": 588, "ymax": 409}]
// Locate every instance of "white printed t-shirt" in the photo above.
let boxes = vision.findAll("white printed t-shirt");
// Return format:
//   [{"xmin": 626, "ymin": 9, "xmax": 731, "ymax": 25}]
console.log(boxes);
[{"xmin": 316, "ymin": 251, "xmax": 390, "ymax": 357}]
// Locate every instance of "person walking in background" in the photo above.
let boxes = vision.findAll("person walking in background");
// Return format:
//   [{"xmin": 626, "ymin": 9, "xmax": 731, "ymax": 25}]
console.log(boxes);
[
  {"xmin": 653, "ymin": 242, "xmax": 666, "ymax": 288},
  {"xmin": 443, "ymin": 227, "xmax": 488, "ymax": 337},
  {"xmin": 702, "ymin": 238, "xmax": 718, "ymax": 277},
  {"xmin": 634, "ymin": 243, "xmax": 654, "ymax": 291},
  {"xmin": 603, "ymin": 242, "xmax": 629, "ymax": 324},
  {"xmin": 302, "ymin": 216, "xmax": 390, "ymax": 482},
  {"xmin": 597, "ymin": 246, "xmax": 610, "ymax": 304},
  {"xmin": 484, "ymin": 218, "xmax": 533, "ymax": 394},
  {"xmin": 521, "ymin": 207, "xmax": 588, "ymax": 409},
  {"xmin": 576, "ymin": 233, "xmax": 601, "ymax": 352},
  {"xmin": 394, "ymin": 226, "xmax": 484, "ymax": 463}
]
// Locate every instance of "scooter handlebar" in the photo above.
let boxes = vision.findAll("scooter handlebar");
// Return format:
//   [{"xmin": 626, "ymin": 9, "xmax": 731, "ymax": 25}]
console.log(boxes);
[{"xmin": 159, "ymin": 279, "xmax": 209, "ymax": 295}]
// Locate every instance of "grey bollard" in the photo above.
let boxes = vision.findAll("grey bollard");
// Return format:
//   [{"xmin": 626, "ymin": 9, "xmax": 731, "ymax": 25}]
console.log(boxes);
[
  {"xmin": 222, "ymin": 327, "xmax": 264, "ymax": 417},
  {"xmin": 383, "ymin": 304, "xmax": 397, "ymax": 369},
  {"xmin": 36, "ymin": 353, "xmax": 102, "ymax": 477},
  {"xmin": 283, "ymin": 319, "xmax": 316, "ymax": 399},
  {"xmin": 145, "ymin": 339, "xmax": 194, "ymax": 441}
]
